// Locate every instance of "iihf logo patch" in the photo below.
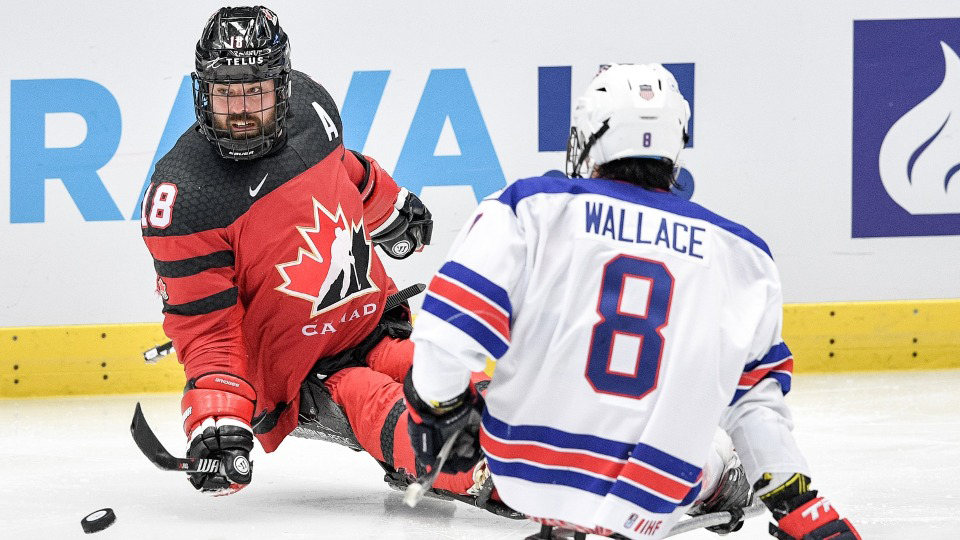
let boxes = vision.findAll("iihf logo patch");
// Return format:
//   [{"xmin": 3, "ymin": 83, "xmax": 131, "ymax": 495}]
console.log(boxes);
[
  {"xmin": 853, "ymin": 18, "xmax": 960, "ymax": 237},
  {"xmin": 275, "ymin": 198, "xmax": 379, "ymax": 317}
]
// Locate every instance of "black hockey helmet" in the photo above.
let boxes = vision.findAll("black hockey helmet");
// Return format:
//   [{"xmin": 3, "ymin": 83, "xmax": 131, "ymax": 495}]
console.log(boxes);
[{"xmin": 192, "ymin": 6, "xmax": 292, "ymax": 160}]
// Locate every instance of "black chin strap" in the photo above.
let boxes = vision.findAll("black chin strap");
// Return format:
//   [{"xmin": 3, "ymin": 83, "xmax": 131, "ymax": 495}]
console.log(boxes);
[{"xmin": 573, "ymin": 120, "xmax": 610, "ymax": 178}]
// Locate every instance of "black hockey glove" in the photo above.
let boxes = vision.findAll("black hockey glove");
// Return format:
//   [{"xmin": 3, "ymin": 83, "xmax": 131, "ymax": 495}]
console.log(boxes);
[
  {"xmin": 403, "ymin": 370, "xmax": 484, "ymax": 473},
  {"xmin": 372, "ymin": 191, "xmax": 433, "ymax": 259},
  {"xmin": 186, "ymin": 419, "xmax": 255, "ymax": 495},
  {"xmin": 757, "ymin": 474, "xmax": 861, "ymax": 540},
  {"xmin": 182, "ymin": 373, "xmax": 256, "ymax": 496}
]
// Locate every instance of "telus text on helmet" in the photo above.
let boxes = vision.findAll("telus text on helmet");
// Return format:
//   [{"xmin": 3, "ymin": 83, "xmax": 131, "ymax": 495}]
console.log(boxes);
[{"xmin": 224, "ymin": 57, "xmax": 265, "ymax": 66}]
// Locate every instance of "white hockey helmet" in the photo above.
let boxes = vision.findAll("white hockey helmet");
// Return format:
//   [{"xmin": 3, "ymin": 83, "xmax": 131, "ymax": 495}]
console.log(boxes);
[{"xmin": 566, "ymin": 63, "xmax": 691, "ymax": 178}]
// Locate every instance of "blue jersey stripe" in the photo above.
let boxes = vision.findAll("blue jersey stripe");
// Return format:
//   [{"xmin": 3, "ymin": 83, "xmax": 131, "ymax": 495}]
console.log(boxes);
[
  {"xmin": 438, "ymin": 261, "xmax": 512, "ymax": 317},
  {"xmin": 630, "ymin": 443, "xmax": 701, "ymax": 483},
  {"xmin": 731, "ymin": 388, "xmax": 749, "ymax": 403},
  {"xmin": 484, "ymin": 412, "xmax": 704, "ymax": 514},
  {"xmin": 487, "ymin": 455, "xmax": 701, "ymax": 514},
  {"xmin": 744, "ymin": 342, "xmax": 792, "ymax": 372},
  {"xmin": 680, "ymin": 482, "xmax": 702, "ymax": 506},
  {"xmin": 769, "ymin": 371, "xmax": 792, "ymax": 394},
  {"xmin": 497, "ymin": 176, "xmax": 771, "ymax": 258},
  {"xmin": 422, "ymin": 295, "xmax": 509, "ymax": 358},
  {"xmin": 732, "ymin": 342, "xmax": 794, "ymax": 405},
  {"xmin": 486, "ymin": 456, "xmax": 614, "ymax": 496},
  {"xmin": 609, "ymin": 480, "xmax": 688, "ymax": 514},
  {"xmin": 730, "ymin": 370, "xmax": 793, "ymax": 405},
  {"xmin": 483, "ymin": 410, "xmax": 635, "ymax": 459}
]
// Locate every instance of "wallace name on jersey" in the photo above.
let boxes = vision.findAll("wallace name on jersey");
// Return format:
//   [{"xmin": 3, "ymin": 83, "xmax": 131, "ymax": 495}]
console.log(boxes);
[{"xmin": 582, "ymin": 199, "xmax": 709, "ymax": 262}]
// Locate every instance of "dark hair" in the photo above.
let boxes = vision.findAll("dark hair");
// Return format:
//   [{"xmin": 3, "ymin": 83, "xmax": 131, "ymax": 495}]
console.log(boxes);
[{"xmin": 595, "ymin": 158, "xmax": 679, "ymax": 192}]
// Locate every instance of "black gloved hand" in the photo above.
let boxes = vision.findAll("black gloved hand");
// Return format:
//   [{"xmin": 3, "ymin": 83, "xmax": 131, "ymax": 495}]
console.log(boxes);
[
  {"xmin": 181, "ymin": 373, "xmax": 257, "ymax": 496},
  {"xmin": 186, "ymin": 418, "xmax": 255, "ymax": 495},
  {"xmin": 373, "ymin": 191, "xmax": 433, "ymax": 259},
  {"xmin": 403, "ymin": 370, "xmax": 483, "ymax": 473}
]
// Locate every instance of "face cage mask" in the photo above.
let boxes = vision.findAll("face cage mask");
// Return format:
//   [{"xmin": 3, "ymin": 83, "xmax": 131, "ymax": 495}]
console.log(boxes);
[
  {"xmin": 565, "ymin": 120, "xmax": 610, "ymax": 178},
  {"xmin": 192, "ymin": 72, "xmax": 291, "ymax": 160}
]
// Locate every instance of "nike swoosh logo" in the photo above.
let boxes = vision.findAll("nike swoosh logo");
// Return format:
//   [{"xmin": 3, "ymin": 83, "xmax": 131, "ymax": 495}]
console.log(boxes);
[{"xmin": 249, "ymin": 174, "xmax": 268, "ymax": 197}]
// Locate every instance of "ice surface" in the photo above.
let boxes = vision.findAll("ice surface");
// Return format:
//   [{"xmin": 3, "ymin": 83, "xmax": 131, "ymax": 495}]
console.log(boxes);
[{"xmin": 2, "ymin": 370, "xmax": 958, "ymax": 539}]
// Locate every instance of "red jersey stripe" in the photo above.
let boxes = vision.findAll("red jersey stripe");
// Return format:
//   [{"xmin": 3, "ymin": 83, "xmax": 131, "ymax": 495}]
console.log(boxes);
[
  {"xmin": 428, "ymin": 275, "xmax": 510, "ymax": 339},
  {"xmin": 618, "ymin": 460, "xmax": 694, "ymax": 501},
  {"xmin": 739, "ymin": 357, "xmax": 794, "ymax": 387},
  {"xmin": 481, "ymin": 425, "xmax": 624, "ymax": 478}
]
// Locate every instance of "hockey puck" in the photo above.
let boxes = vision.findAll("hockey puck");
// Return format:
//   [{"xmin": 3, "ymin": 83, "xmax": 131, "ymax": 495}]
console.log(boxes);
[{"xmin": 81, "ymin": 508, "xmax": 116, "ymax": 534}]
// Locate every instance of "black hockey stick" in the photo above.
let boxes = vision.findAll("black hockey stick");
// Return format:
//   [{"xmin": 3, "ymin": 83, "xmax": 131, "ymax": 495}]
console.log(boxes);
[
  {"xmin": 403, "ymin": 427, "xmax": 464, "ymax": 508},
  {"xmin": 130, "ymin": 402, "xmax": 221, "ymax": 474},
  {"xmin": 141, "ymin": 283, "xmax": 427, "ymax": 363},
  {"xmin": 143, "ymin": 341, "xmax": 175, "ymax": 363}
]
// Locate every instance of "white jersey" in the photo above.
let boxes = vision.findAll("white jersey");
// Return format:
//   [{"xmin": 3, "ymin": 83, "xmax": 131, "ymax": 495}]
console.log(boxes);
[{"xmin": 411, "ymin": 176, "xmax": 807, "ymax": 540}]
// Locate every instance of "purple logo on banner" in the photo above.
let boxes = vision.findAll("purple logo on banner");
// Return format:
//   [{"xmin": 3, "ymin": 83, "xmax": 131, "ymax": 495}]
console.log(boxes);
[{"xmin": 853, "ymin": 18, "xmax": 960, "ymax": 237}]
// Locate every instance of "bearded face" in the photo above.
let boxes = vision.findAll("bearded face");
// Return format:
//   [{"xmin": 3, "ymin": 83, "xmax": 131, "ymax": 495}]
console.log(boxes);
[{"xmin": 209, "ymin": 79, "xmax": 278, "ymax": 140}]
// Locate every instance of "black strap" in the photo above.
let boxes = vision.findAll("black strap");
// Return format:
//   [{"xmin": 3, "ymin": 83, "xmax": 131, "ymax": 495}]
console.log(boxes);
[
  {"xmin": 251, "ymin": 401, "xmax": 287, "ymax": 434},
  {"xmin": 379, "ymin": 398, "xmax": 406, "ymax": 468},
  {"xmin": 349, "ymin": 150, "xmax": 373, "ymax": 199},
  {"xmin": 385, "ymin": 283, "xmax": 425, "ymax": 312},
  {"xmin": 572, "ymin": 120, "xmax": 610, "ymax": 177}
]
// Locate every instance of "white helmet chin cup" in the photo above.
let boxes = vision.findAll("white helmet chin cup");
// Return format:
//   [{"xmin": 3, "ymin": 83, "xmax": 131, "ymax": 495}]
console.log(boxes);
[{"xmin": 567, "ymin": 64, "xmax": 690, "ymax": 178}]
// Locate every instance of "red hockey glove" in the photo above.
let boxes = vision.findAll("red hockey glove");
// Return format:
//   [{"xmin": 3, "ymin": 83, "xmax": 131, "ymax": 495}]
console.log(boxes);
[
  {"xmin": 758, "ymin": 474, "xmax": 861, "ymax": 540},
  {"xmin": 403, "ymin": 370, "xmax": 483, "ymax": 473},
  {"xmin": 181, "ymin": 373, "xmax": 257, "ymax": 496}
]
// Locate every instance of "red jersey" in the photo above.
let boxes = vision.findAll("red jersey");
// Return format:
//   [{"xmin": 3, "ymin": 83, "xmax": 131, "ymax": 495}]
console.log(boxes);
[{"xmin": 142, "ymin": 71, "xmax": 402, "ymax": 452}]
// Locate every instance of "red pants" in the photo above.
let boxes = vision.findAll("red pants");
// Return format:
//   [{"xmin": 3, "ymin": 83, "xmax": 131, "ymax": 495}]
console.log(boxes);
[{"xmin": 323, "ymin": 337, "xmax": 480, "ymax": 494}]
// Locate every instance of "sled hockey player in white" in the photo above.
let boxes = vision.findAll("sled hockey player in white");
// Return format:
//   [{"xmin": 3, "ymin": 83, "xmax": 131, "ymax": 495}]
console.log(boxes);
[{"xmin": 403, "ymin": 64, "xmax": 861, "ymax": 540}]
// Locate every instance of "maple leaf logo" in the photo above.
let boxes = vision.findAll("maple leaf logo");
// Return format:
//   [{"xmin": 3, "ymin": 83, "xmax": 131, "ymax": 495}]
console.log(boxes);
[
  {"xmin": 275, "ymin": 198, "xmax": 378, "ymax": 318},
  {"xmin": 155, "ymin": 276, "xmax": 169, "ymax": 301}
]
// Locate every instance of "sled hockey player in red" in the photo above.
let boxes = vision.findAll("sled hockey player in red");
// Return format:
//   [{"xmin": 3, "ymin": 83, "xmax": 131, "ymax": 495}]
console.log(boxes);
[
  {"xmin": 404, "ymin": 64, "xmax": 861, "ymax": 539},
  {"xmin": 140, "ymin": 6, "xmax": 508, "ymax": 514}
]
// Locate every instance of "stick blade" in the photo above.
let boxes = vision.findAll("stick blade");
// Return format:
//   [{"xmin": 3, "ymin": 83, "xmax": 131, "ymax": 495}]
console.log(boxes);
[
  {"xmin": 403, "ymin": 483, "xmax": 424, "ymax": 508},
  {"xmin": 131, "ymin": 402, "xmax": 182, "ymax": 471}
]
